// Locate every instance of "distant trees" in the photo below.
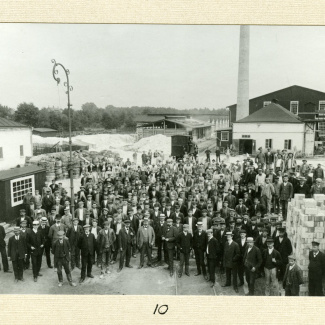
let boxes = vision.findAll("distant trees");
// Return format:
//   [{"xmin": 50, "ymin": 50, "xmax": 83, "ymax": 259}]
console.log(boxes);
[{"xmin": 0, "ymin": 101, "xmax": 228, "ymax": 132}]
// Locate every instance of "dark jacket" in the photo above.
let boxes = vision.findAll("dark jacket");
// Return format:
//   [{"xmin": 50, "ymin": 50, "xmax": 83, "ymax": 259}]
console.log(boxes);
[
  {"xmin": 243, "ymin": 245, "xmax": 262, "ymax": 270},
  {"xmin": 206, "ymin": 237, "xmax": 221, "ymax": 259},
  {"xmin": 283, "ymin": 263, "xmax": 303, "ymax": 294},
  {"xmin": 223, "ymin": 240, "xmax": 240, "ymax": 268},
  {"xmin": 118, "ymin": 227, "xmax": 135, "ymax": 250},
  {"xmin": 193, "ymin": 229, "xmax": 207, "ymax": 251},
  {"xmin": 176, "ymin": 231, "xmax": 193, "ymax": 254},
  {"xmin": 66, "ymin": 225, "xmax": 84, "ymax": 246},
  {"xmin": 78, "ymin": 232, "xmax": 96, "ymax": 256},
  {"xmin": 274, "ymin": 236, "xmax": 293, "ymax": 264},
  {"xmin": 236, "ymin": 238, "xmax": 247, "ymax": 264},
  {"xmin": 27, "ymin": 229, "xmax": 44, "ymax": 256},
  {"xmin": 16, "ymin": 216, "xmax": 32, "ymax": 228},
  {"xmin": 184, "ymin": 216, "xmax": 197, "ymax": 233},
  {"xmin": 0, "ymin": 225, "xmax": 6, "ymax": 248},
  {"xmin": 308, "ymin": 251, "xmax": 325, "ymax": 280},
  {"xmin": 7, "ymin": 235, "xmax": 27, "ymax": 261},
  {"xmin": 163, "ymin": 225, "xmax": 178, "ymax": 249},
  {"xmin": 262, "ymin": 248, "xmax": 282, "ymax": 269},
  {"xmin": 97, "ymin": 228, "xmax": 116, "ymax": 251},
  {"xmin": 52, "ymin": 238, "xmax": 71, "ymax": 263}
]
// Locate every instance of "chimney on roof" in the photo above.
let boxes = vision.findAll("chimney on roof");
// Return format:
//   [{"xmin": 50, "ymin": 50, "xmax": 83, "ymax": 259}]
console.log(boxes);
[
  {"xmin": 236, "ymin": 25, "xmax": 250, "ymax": 121},
  {"xmin": 271, "ymin": 98, "xmax": 279, "ymax": 104}
]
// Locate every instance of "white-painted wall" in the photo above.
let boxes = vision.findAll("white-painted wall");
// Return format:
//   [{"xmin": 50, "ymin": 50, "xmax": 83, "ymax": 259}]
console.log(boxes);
[
  {"xmin": 0, "ymin": 128, "xmax": 32, "ymax": 170},
  {"xmin": 233, "ymin": 122, "xmax": 305, "ymax": 151}
]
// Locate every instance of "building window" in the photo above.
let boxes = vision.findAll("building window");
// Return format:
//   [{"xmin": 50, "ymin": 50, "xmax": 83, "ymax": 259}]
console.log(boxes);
[
  {"xmin": 263, "ymin": 101, "xmax": 271, "ymax": 107},
  {"xmin": 318, "ymin": 122, "xmax": 325, "ymax": 136},
  {"xmin": 290, "ymin": 101, "xmax": 299, "ymax": 115},
  {"xmin": 284, "ymin": 140, "xmax": 292, "ymax": 150},
  {"xmin": 318, "ymin": 101, "xmax": 325, "ymax": 111},
  {"xmin": 20, "ymin": 145, "xmax": 24, "ymax": 157},
  {"xmin": 0, "ymin": 147, "xmax": 3, "ymax": 159},
  {"xmin": 242, "ymin": 135, "xmax": 250, "ymax": 138},
  {"xmin": 265, "ymin": 139, "xmax": 272, "ymax": 149},
  {"xmin": 221, "ymin": 132, "xmax": 229, "ymax": 141},
  {"xmin": 10, "ymin": 175, "xmax": 35, "ymax": 207}
]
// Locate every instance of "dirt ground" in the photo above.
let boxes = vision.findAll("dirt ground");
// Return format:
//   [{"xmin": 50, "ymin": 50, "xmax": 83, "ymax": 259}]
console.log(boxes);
[{"xmin": 0, "ymin": 247, "xmax": 276, "ymax": 296}]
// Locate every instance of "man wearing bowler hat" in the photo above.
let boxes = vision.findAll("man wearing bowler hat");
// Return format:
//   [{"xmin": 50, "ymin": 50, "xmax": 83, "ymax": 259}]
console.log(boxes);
[
  {"xmin": 78, "ymin": 224, "xmax": 96, "ymax": 283},
  {"xmin": 262, "ymin": 237, "xmax": 282, "ymax": 296},
  {"xmin": 206, "ymin": 229, "xmax": 220, "ymax": 287},
  {"xmin": 193, "ymin": 221, "xmax": 208, "ymax": 278},
  {"xmin": 308, "ymin": 240, "xmax": 325, "ymax": 296},
  {"xmin": 283, "ymin": 255, "xmax": 303, "ymax": 296},
  {"xmin": 243, "ymin": 237, "xmax": 262, "ymax": 295},
  {"xmin": 7, "ymin": 227, "xmax": 27, "ymax": 282}
]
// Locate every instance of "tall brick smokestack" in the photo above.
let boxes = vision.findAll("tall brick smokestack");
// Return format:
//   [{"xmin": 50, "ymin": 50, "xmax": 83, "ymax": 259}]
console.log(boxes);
[{"xmin": 236, "ymin": 25, "xmax": 250, "ymax": 121}]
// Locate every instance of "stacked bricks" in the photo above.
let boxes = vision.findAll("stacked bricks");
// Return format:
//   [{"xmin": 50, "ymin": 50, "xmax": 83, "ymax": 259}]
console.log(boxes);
[{"xmin": 286, "ymin": 193, "xmax": 325, "ymax": 296}]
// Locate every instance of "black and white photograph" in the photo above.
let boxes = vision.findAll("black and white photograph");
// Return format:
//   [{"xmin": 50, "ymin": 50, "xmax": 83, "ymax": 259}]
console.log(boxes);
[{"xmin": 1, "ymin": 23, "xmax": 325, "ymax": 297}]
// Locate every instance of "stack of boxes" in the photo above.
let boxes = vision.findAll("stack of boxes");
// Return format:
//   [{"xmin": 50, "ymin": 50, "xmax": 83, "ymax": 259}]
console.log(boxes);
[{"xmin": 286, "ymin": 193, "xmax": 325, "ymax": 296}]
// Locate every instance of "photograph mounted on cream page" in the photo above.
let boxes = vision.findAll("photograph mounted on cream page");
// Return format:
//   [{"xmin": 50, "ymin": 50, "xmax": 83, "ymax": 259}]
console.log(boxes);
[{"xmin": 0, "ymin": 24, "xmax": 325, "ymax": 297}]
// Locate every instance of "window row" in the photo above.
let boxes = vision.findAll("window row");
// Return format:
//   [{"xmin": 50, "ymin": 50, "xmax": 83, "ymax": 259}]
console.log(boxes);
[{"xmin": 0, "ymin": 145, "xmax": 24, "ymax": 159}]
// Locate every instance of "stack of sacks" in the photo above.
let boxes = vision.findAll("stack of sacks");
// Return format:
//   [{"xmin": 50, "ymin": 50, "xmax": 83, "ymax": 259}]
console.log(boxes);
[{"xmin": 286, "ymin": 194, "xmax": 325, "ymax": 296}]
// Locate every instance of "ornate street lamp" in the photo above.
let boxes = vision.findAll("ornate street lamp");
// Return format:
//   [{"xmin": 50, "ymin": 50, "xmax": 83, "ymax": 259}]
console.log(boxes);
[{"xmin": 51, "ymin": 59, "xmax": 75, "ymax": 216}]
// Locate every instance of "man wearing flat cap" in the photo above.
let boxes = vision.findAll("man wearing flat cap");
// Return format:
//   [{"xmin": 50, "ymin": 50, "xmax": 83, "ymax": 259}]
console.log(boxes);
[
  {"xmin": 27, "ymin": 220, "xmax": 44, "ymax": 282},
  {"xmin": 52, "ymin": 230, "xmax": 76, "ymax": 287},
  {"xmin": 8, "ymin": 227, "xmax": 27, "ymax": 282},
  {"xmin": 16, "ymin": 209, "xmax": 32, "ymax": 229},
  {"xmin": 308, "ymin": 241, "xmax": 325, "ymax": 296},
  {"xmin": 243, "ymin": 237, "xmax": 262, "ymax": 295},
  {"xmin": 262, "ymin": 237, "xmax": 282, "ymax": 296},
  {"xmin": 283, "ymin": 255, "xmax": 303, "ymax": 296},
  {"xmin": 78, "ymin": 225, "xmax": 96, "ymax": 283}
]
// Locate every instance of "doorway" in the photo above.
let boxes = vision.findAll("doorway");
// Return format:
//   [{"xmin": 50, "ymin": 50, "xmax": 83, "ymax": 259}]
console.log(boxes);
[{"xmin": 239, "ymin": 139, "xmax": 253, "ymax": 154}]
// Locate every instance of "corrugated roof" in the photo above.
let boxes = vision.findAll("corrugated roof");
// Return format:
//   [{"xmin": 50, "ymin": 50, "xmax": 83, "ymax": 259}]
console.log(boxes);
[
  {"xmin": 165, "ymin": 118, "xmax": 211, "ymax": 129},
  {"xmin": 0, "ymin": 117, "xmax": 29, "ymax": 128},
  {"xmin": 0, "ymin": 165, "xmax": 45, "ymax": 181},
  {"xmin": 33, "ymin": 128, "xmax": 57, "ymax": 132},
  {"xmin": 235, "ymin": 103, "xmax": 303, "ymax": 124}
]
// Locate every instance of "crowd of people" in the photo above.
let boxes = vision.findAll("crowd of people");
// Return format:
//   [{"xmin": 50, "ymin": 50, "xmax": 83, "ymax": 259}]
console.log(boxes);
[{"xmin": 1, "ymin": 146, "xmax": 325, "ymax": 296}]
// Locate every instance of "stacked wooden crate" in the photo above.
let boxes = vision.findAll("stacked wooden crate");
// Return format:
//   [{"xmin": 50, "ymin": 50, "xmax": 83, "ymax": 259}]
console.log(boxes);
[{"xmin": 286, "ymin": 194, "xmax": 325, "ymax": 296}]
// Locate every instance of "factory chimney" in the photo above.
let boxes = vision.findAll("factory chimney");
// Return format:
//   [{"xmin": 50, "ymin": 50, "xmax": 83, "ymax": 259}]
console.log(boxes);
[{"xmin": 236, "ymin": 25, "xmax": 250, "ymax": 121}]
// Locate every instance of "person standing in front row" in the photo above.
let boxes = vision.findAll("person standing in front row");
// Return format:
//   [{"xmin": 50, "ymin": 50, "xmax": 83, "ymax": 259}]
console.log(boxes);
[
  {"xmin": 308, "ymin": 240, "xmax": 325, "ymax": 296},
  {"xmin": 206, "ymin": 229, "xmax": 220, "ymax": 287},
  {"xmin": 283, "ymin": 255, "xmax": 303, "ymax": 296},
  {"xmin": 193, "ymin": 221, "xmax": 207, "ymax": 279},
  {"xmin": 0, "ymin": 223, "xmax": 12, "ymax": 274},
  {"xmin": 118, "ymin": 220, "xmax": 134, "ymax": 272},
  {"xmin": 243, "ymin": 237, "xmax": 262, "ymax": 296},
  {"xmin": 176, "ymin": 224, "xmax": 192, "ymax": 278},
  {"xmin": 137, "ymin": 218, "xmax": 155, "ymax": 269},
  {"xmin": 52, "ymin": 231, "xmax": 76, "ymax": 287},
  {"xmin": 162, "ymin": 218, "xmax": 178, "ymax": 277},
  {"xmin": 7, "ymin": 227, "xmax": 27, "ymax": 282},
  {"xmin": 262, "ymin": 237, "xmax": 282, "ymax": 296},
  {"xmin": 222, "ymin": 231, "xmax": 240, "ymax": 293},
  {"xmin": 78, "ymin": 225, "xmax": 96, "ymax": 283},
  {"xmin": 279, "ymin": 175, "xmax": 293, "ymax": 221}
]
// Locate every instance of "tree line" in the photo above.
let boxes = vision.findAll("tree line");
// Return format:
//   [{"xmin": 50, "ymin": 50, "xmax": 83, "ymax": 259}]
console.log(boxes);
[{"xmin": 0, "ymin": 102, "xmax": 228, "ymax": 132}]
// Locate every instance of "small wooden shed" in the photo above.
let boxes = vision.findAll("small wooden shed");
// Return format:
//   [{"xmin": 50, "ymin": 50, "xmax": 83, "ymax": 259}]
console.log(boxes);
[{"xmin": 0, "ymin": 165, "xmax": 46, "ymax": 223}]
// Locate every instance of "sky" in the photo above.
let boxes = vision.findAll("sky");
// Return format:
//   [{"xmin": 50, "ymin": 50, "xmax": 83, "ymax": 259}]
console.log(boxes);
[{"xmin": 1, "ymin": 24, "xmax": 325, "ymax": 110}]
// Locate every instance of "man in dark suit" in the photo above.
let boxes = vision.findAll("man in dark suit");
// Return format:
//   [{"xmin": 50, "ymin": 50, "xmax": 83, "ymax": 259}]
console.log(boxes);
[
  {"xmin": 308, "ymin": 240, "xmax": 325, "ymax": 296},
  {"xmin": 274, "ymin": 227, "xmax": 293, "ymax": 281},
  {"xmin": 126, "ymin": 210, "xmax": 139, "ymax": 258},
  {"xmin": 52, "ymin": 231, "xmax": 76, "ymax": 287},
  {"xmin": 38, "ymin": 217, "xmax": 53, "ymax": 268},
  {"xmin": 27, "ymin": 220, "xmax": 45, "ymax": 282},
  {"xmin": 162, "ymin": 218, "xmax": 178, "ymax": 276},
  {"xmin": 7, "ymin": 227, "xmax": 27, "ymax": 282},
  {"xmin": 153, "ymin": 214, "xmax": 166, "ymax": 265},
  {"xmin": 66, "ymin": 218, "xmax": 84, "ymax": 270},
  {"xmin": 279, "ymin": 175, "xmax": 293, "ymax": 221},
  {"xmin": 250, "ymin": 197, "xmax": 266, "ymax": 218},
  {"xmin": 0, "ymin": 223, "xmax": 11, "ymax": 273},
  {"xmin": 171, "ymin": 204, "xmax": 185, "ymax": 224},
  {"xmin": 193, "ymin": 221, "xmax": 207, "ymax": 278},
  {"xmin": 206, "ymin": 229, "xmax": 220, "ymax": 287},
  {"xmin": 192, "ymin": 202, "xmax": 202, "ymax": 221},
  {"xmin": 283, "ymin": 254, "xmax": 303, "ymax": 296},
  {"xmin": 42, "ymin": 190, "xmax": 55, "ymax": 214},
  {"xmin": 176, "ymin": 224, "xmax": 192, "ymax": 277},
  {"xmin": 183, "ymin": 210, "xmax": 197, "ymax": 236},
  {"xmin": 222, "ymin": 231, "xmax": 240, "ymax": 293},
  {"xmin": 236, "ymin": 229, "xmax": 247, "ymax": 286},
  {"xmin": 216, "ymin": 220, "xmax": 227, "ymax": 273},
  {"xmin": 78, "ymin": 225, "xmax": 96, "ymax": 283},
  {"xmin": 243, "ymin": 237, "xmax": 262, "ymax": 295},
  {"xmin": 118, "ymin": 220, "xmax": 135, "ymax": 272},
  {"xmin": 19, "ymin": 220, "xmax": 32, "ymax": 270},
  {"xmin": 224, "ymin": 189, "xmax": 237, "ymax": 209}
]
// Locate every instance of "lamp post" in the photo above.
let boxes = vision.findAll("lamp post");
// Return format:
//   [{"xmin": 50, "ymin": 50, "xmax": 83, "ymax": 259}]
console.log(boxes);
[{"xmin": 51, "ymin": 59, "xmax": 75, "ymax": 216}]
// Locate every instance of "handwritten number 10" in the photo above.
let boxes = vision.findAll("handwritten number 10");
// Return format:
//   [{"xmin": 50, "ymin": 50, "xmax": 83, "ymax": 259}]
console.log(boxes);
[{"xmin": 153, "ymin": 304, "xmax": 168, "ymax": 315}]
